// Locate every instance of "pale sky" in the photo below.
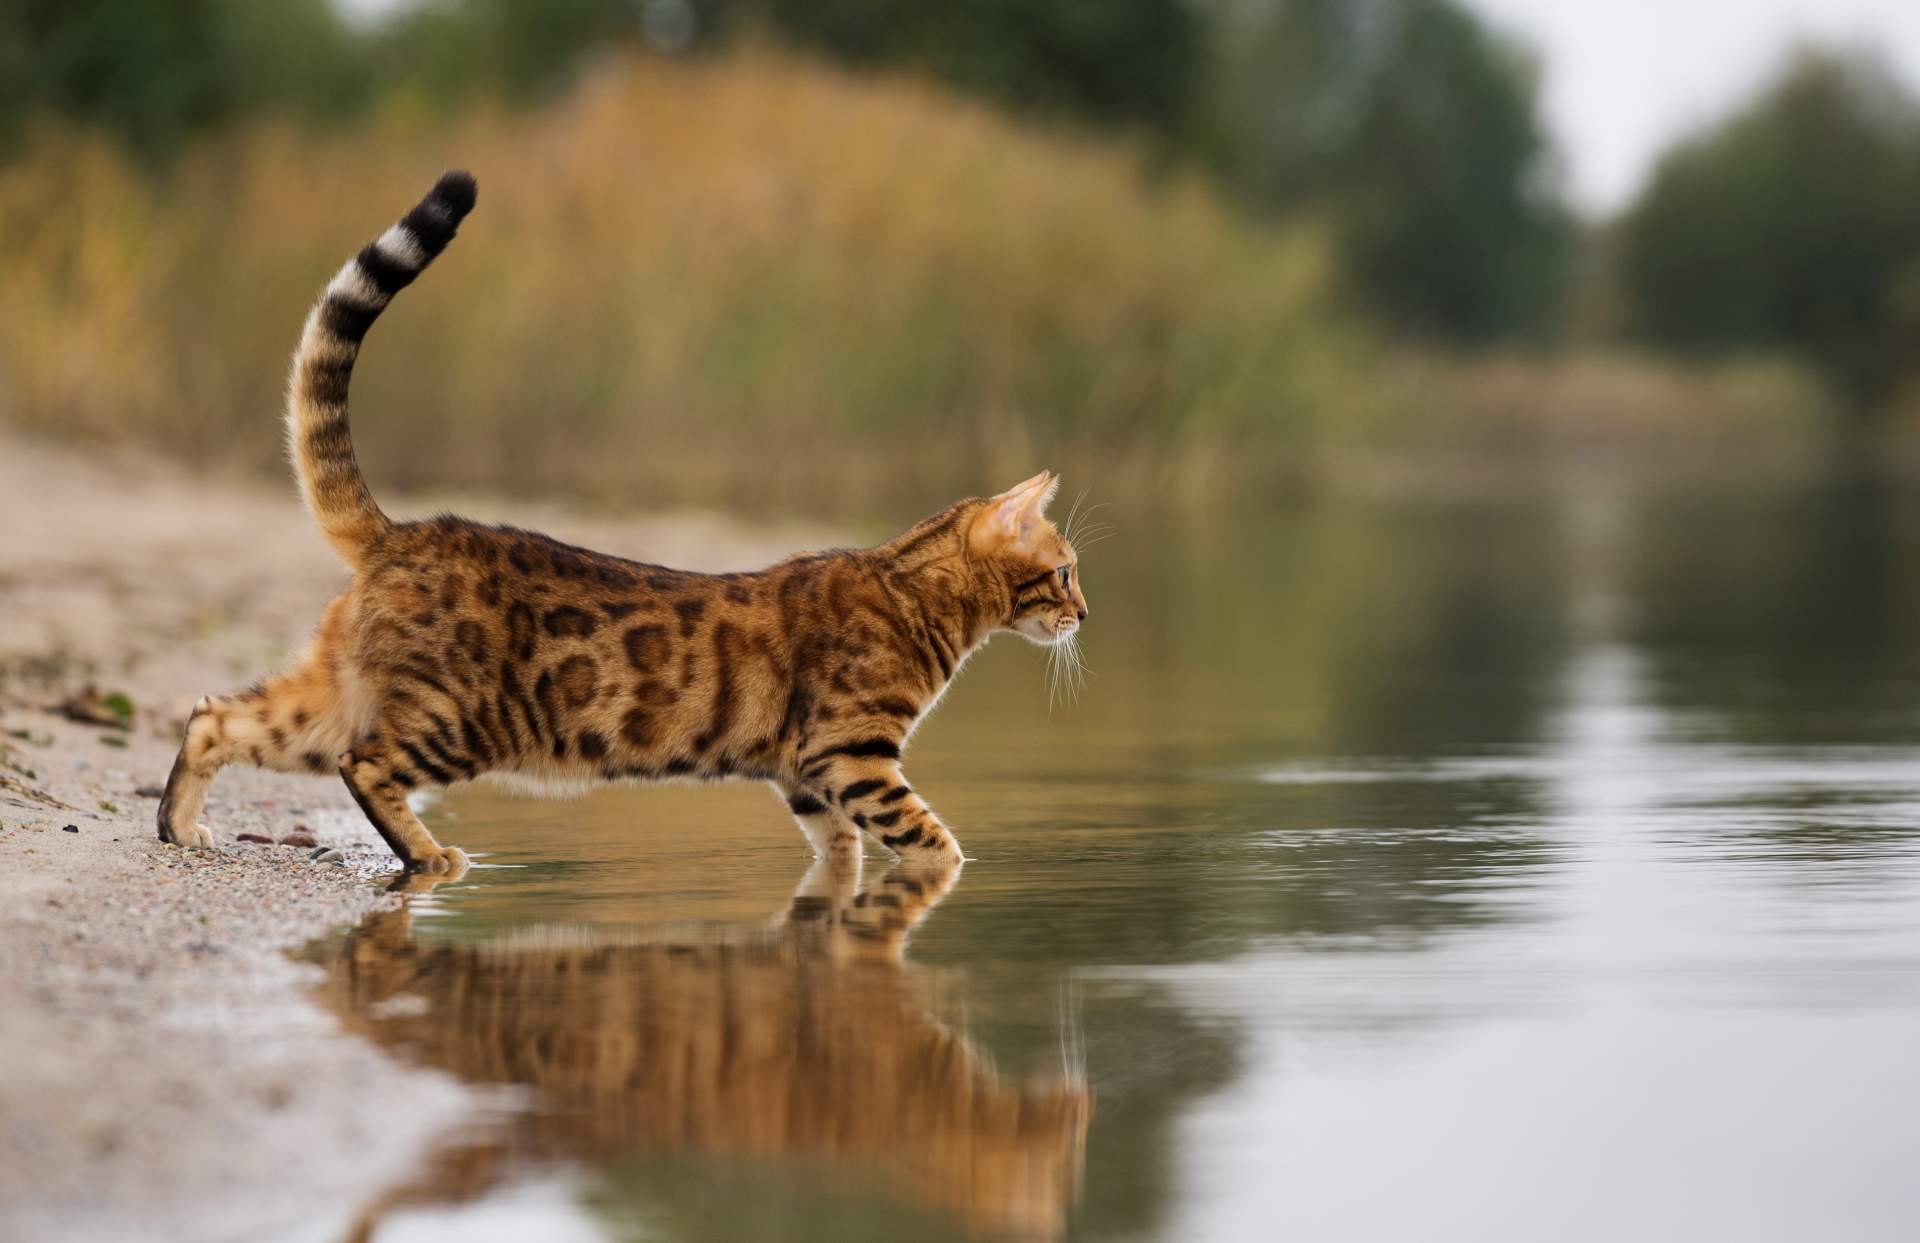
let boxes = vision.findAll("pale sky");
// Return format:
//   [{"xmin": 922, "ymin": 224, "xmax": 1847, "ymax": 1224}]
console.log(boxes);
[
  {"xmin": 338, "ymin": 0, "xmax": 1920, "ymax": 218},
  {"xmin": 1464, "ymin": 0, "xmax": 1920, "ymax": 213}
]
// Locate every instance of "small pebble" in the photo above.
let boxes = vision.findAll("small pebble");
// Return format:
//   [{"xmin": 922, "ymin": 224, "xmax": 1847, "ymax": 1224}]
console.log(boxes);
[
  {"xmin": 62, "ymin": 824, "xmax": 79, "ymax": 833},
  {"xmin": 309, "ymin": 848, "xmax": 345, "ymax": 865},
  {"xmin": 133, "ymin": 785, "xmax": 164, "ymax": 799},
  {"xmin": 279, "ymin": 830, "xmax": 318, "ymax": 849},
  {"xmin": 236, "ymin": 833, "xmax": 272, "ymax": 845}
]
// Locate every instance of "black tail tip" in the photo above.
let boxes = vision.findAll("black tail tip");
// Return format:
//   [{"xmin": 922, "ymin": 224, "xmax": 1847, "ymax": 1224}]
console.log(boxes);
[{"xmin": 428, "ymin": 170, "xmax": 478, "ymax": 220}]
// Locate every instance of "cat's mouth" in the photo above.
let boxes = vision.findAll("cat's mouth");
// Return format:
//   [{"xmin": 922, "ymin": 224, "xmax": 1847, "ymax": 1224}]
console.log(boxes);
[{"xmin": 1013, "ymin": 613, "xmax": 1079, "ymax": 645}]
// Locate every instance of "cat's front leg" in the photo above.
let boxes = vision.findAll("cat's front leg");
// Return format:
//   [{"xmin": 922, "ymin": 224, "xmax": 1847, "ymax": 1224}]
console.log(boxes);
[
  {"xmin": 781, "ymin": 787, "xmax": 863, "ymax": 860},
  {"xmin": 799, "ymin": 758, "xmax": 965, "ymax": 863}
]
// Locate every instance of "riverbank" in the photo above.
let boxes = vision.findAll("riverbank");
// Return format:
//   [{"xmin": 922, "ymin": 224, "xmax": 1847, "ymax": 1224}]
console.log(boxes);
[{"xmin": 0, "ymin": 430, "xmax": 838, "ymax": 1241}]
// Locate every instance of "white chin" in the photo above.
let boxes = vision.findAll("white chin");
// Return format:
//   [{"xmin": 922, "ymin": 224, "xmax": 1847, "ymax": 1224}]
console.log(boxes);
[{"xmin": 1015, "ymin": 617, "xmax": 1074, "ymax": 646}]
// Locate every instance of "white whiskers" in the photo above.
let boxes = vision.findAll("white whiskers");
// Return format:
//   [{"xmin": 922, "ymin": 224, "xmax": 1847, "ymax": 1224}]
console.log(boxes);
[
  {"xmin": 1060, "ymin": 491, "xmax": 1112, "ymax": 550},
  {"xmin": 1046, "ymin": 489, "xmax": 1103, "ymax": 711},
  {"xmin": 1046, "ymin": 628, "xmax": 1088, "ymax": 711}
]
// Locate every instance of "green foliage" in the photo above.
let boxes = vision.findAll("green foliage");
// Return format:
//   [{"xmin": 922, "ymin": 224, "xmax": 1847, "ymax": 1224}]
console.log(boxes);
[
  {"xmin": 100, "ymin": 691, "xmax": 136, "ymax": 725},
  {"xmin": 747, "ymin": 0, "xmax": 1200, "ymax": 129},
  {"xmin": 374, "ymin": 0, "xmax": 654, "ymax": 105},
  {"xmin": 3, "ymin": 0, "xmax": 234, "ymax": 154},
  {"xmin": 747, "ymin": 0, "xmax": 1575, "ymax": 341},
  {"xmin": 1, "ymin": 0, "xmax": 370, "ymax": 156},
  {"xmin": 1198, "ymin": 0, "xmax": 1572, "ymax": 343},
  {"xmin": 1619, "ymin": 49, "xmax": 1920, "ymax": 406}
]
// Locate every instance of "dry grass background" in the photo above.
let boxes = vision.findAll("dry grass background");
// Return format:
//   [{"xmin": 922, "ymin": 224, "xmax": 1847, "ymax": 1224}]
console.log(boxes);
[{"xmin": 0, "ymin": 49, "xmax": 1829, "ymax": 513}]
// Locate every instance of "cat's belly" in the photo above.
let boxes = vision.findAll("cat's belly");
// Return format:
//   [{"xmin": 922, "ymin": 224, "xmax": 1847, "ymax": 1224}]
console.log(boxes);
[
  {"xmin": 476, "ymin": 757, "xmax": 773, "ymax": 800},
  {"xmin": 477, "ymin": 768, "xmax": 603, "ymax": 800}
]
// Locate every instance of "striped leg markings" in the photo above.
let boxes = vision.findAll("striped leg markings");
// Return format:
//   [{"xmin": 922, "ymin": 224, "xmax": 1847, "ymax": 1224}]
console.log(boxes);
[{"xmin": 797, "ymin": 755, "xmax": 962, "ymax": 861}]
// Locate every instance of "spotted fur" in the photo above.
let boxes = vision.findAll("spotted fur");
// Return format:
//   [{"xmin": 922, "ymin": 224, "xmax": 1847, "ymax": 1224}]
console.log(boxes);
[{"xmin": 157, "ymin": 172, "xmax": 1090, "ymax": 872}]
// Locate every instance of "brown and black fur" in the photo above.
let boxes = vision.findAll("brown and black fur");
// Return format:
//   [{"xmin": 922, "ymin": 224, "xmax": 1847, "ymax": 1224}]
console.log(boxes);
[{"xmin": 157, "ymin": 171, "xmax": 1089, "ymax": 873}]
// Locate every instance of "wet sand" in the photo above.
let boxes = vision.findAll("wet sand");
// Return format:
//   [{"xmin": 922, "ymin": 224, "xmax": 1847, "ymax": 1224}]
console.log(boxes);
[{"xmin": 0, "ymin": 431, "xmax": 839, "ymax": 1241}]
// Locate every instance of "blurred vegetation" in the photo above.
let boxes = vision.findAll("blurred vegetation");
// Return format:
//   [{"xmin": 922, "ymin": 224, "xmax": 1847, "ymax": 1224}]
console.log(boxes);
[
  {"xmin": 5, "ymin": 0, "xmax": 1569, "ymax": 342},
  {"xmin": 0, "ymin": 52, "xmax": 1362, "ymax": 507},
  {"xmin": 1197, "ymin": 0, "xmax": 1572, "ymax": 344},
  {"xmin": 0, "ymin": 1, "xmax": 1894, "ymax": 504},
  {"xmin": 746, "ymin": 0, "xmax": 1199, "ymax": 129},
  {"xmin": 1618, "ymin": 49, "xmax": 1920, "ymax": 413},
  {"xmin": 2, "ymin": 0, "xmax": 371, "ymax": 156}
]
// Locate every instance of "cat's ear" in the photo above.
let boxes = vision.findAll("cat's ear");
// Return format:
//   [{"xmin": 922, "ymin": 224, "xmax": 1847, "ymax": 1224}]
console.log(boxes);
[{"xmin": 970, "ymin": 471, "xmax": 1058, "ymax": 553}]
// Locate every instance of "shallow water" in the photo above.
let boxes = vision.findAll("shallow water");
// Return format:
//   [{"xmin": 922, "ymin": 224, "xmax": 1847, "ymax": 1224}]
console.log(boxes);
[{"xmin": 321, "ymin": 480, "xmax": 1920, "ymax": 1242}]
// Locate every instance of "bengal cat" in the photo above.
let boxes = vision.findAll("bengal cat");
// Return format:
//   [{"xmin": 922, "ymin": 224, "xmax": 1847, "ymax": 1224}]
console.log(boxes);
[{"xmin": 156, "ymin": 171, "xmax": 1089, "ymax": 874}]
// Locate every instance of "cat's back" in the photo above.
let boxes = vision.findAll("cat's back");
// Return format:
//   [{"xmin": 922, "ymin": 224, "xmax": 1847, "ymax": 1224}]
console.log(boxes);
[{"xmin": 346, "ymin": 515, "xmax": 887, "ymax": 656}]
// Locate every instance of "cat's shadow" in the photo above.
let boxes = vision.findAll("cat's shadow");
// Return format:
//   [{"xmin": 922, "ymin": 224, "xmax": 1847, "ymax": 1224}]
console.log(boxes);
[{"xmin": 322, "ymin": 853, "xmax": 1090, "ymax": 1241}]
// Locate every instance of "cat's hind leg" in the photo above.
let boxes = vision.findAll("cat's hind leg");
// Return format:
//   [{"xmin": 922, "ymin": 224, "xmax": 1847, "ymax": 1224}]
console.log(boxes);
[{"xmin": 157, "ymin": 663, "xmax": 353, "ymax": 847}]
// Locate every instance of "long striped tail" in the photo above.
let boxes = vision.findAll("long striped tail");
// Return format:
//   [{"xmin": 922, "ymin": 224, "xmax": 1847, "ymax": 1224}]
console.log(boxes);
[{"xmin": 287, "ymin": 171, "xmax": 477, "ymax": 569}]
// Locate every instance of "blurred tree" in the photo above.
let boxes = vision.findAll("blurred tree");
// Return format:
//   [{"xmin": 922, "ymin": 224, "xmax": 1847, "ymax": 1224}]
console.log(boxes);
[
  {"xmin": 375, "ymin": 0, "xmax": 656, "ymax": 104},
  {"xmin": 1196, "ymin": 0, "xmax": 1572, "ymax": 344},
  {"xmin": 1618, "ymin": 48, "xmax": 1920, "ymax": 407},
  {"xmin": 745, "ymin": 0, "xmax": 1200, "ymax": 128},
  {"xmin": 4, "ymin": 0, "xmax": 235, "ymax": 154},
  {"xmin": 2, "ymin": 0, "xmax": 369, "ymax": 156},
  {"xmin": 219, "ymin": 0, "xmax": 373, "ymax": 122}
]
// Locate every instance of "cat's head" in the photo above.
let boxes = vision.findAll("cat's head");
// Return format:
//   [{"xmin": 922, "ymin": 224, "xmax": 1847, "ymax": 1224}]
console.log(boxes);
[{"xmin": 966, "ymin": 471, "xmax": 1088, "ymax": 646}]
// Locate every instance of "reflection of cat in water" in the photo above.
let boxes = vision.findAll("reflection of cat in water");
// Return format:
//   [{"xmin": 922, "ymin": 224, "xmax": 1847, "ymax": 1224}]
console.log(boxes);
[{"xmin": 323, "ymin": 855, "xmax": 1090, "ymax": 1240}]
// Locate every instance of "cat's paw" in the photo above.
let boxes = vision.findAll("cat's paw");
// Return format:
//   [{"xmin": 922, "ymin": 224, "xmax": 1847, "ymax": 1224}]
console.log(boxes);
[
  {"xmin": 407, "ymin": 845, "xmax": 469, "ymax": 879},
  {"xmin": 812, "ymin": 834, "xmax": 862, "ymax": 862},
  {"xmin": 165, "ymin": 822, "xmax": 215, "ymax": 849},
  {"xmin": 892, "ymin": 837, "xmax": 965, "ymax": 869}
]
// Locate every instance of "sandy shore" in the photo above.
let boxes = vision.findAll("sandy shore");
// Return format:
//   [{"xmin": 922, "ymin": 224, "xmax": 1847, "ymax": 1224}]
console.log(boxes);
[{"xmin": 0, "ymin": 431, "xmax": 839, "ymax": 1242}]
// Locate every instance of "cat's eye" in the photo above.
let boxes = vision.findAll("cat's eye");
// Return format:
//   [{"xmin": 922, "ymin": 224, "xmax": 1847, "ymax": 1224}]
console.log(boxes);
[{"xmin": 1057, "ymin": 565, "xmax": 1072, "ymax": 587}]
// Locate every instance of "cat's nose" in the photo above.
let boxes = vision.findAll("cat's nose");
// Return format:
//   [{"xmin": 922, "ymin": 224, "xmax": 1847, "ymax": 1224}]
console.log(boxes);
[{"xmin": 1076, "ymin": 607, "xmax": 1088, "ymax": 622}]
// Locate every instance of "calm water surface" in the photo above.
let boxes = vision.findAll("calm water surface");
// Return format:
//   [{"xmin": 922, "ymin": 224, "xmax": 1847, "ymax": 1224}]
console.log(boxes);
[{"xmin": 323, "ymin": 481, "xmax": 1920, "ymax": 1242}]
